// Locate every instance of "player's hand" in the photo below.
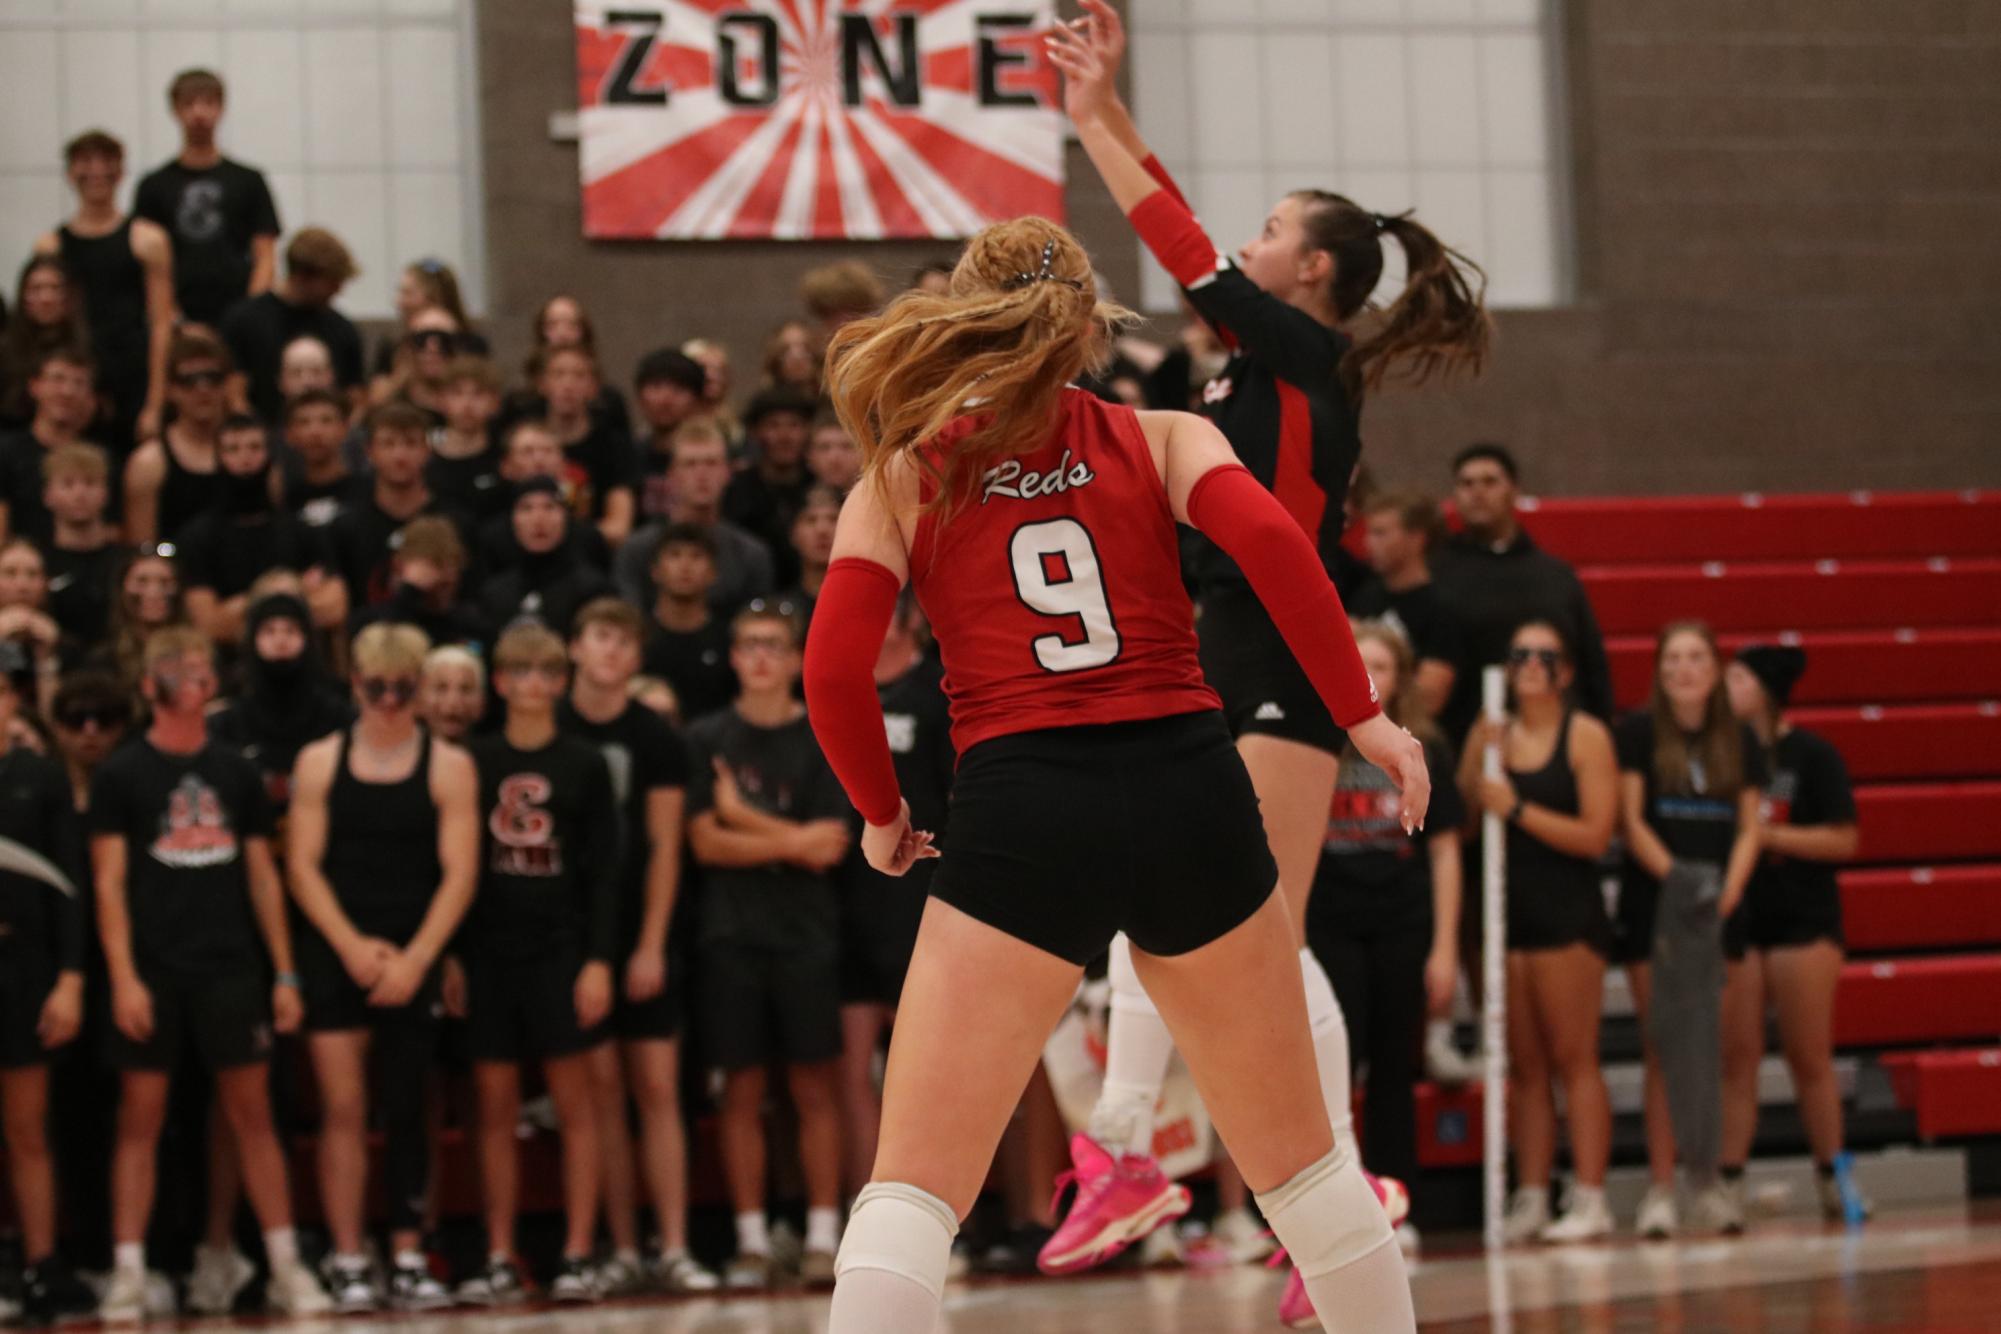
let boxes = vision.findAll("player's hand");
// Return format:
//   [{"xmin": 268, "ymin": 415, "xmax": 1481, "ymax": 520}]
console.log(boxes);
[
  {"xmin": 341, "ymin": 935, "xmax": 396, "ymax": 989},
  {"xmin": 1424, "ymin": 946, "xmax": 1458, "ymax": 1018},
  {"xmin": 112, "ymin": 974, "xmax": 154, "ymax": 1043},
  {"xmin": 272, "ymin": 978, "xmax": 304, "ymax": 1034},
  {"xmin": 39, "ymin": 973, "xmax": 83, "ymax": 1049},
  {"xmin": 368, "ymin": 950, "xmax": 427, "ymax": 1008},
  {"xmin": 1047, "ymin": 13, "xmax": 1116, "ymax": 125},
  {"xmin": 1076, "ymin": 0, "xmax": 1128, "ymax": 78},
  {"xmin": 1350, "ymin": 712, "xmax": 1430, "ymax": 834},
  {"xmin": 788, "ymin": 821, "xmax": 853, "ymax": 872},
  {"xmin": 575, "ymin": 961, "xmax": 613, "ymax": 1031},
  {"xmin": 441, "ymin": 955, "xmax": 469, "ymax": 1018},
  {"xmin": 862, "ymin": 800, "xmax": 941, "ymax": 878},
  {"xmin": 625, "ymin": 946, "xmax": 666, "ymax": 1003}
]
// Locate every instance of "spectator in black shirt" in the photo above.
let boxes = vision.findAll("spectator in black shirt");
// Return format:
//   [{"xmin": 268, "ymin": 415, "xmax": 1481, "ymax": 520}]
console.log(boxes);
[
  {"xmin": 538, "ymin": 346, "xmax": 635, "ymax": 551},
  {"xmin": 278, "ymin": 389, "xmax": 357, "ymax": 529},
  {"xmin": 351, "ymin": 516, "xmax": 488, "ymax": 652},
  {"xmin": 40, "ymin": 443, "xmax": 121, "ymax": 649},
  {"xmin": 1351, "ymin": 488, "xmax": 1464, "ymax": 720},
  {"xmin": 0, "ymin": 661, "xmax": 94, "ymax": 1323},
  {"xmin": 220, "ymin": 228, "xmax": 365, "ymax": 426},
  {"xmin": 805, "ymin": 411, "xmax": 861, "ymax": 495},
  {"xmin": 685, "ymin": 606, "xmax": 851, "ymax": 1289},
  {"xmin": 133, "ymin": 69, "xmax": 280, "ymax": 327},
  {"xmin": 123, "ymin": 330, "xmax": 228, "ymax": 548},
  {"xmin": 1431, "ymin": 444, "xmax": 1611, "ymax": 741},
  {"xmin": 641, "ymin": 525, "xmax": 737, "ymax": 722},
  {"xmin": 0, "ymin": 347, "xmax": 99, "ymax": 546},
  {"xmin": 0, "ymin": 541, "xmax": 68, "ymax": 715},
  {"xmin": 428, "ymin": 357, "xmax": 504, "ymax": 523},
  {"xmin": 724, "ymin": 388, "xmax": 816, "ymax": 585},
  {"xmin": 178, "ymin": 417, "xmax": 345, "ymax": 646},
  {"xmin": 369, "ymin": 259, "xmax": 483, "ymax": 395},
  {"xmin": 455, "ymin": 622, "xmax": 616, "ymax": 1305},
  {"xmin": 276, "ymin": 335, "xmax": 336, "ymax": 410},
  {"xmin": 329, "ymin": 404, "xmax": 462, "ymax": 607},
  {"xmin": 90, "ymin": 627, "xmax": 329, "ymax": 1320},
  {"xmin": 618, "ymin": 421, "xmax": 774, "ymax": 614},
  {"xmin": 373, "ymin": 306, "xmax": 468, "ymax": 421},
  {"xmin": 1719, "ymin": 645, "xmax": 1865, "ymax": 1225},
  {"xmin": 475, "ymin": 420, "xmax": 609, "ymax": 576},
  {"xmin": 778, "ymin": 485, "xmax": 839, "ymax": 625},
  {"xmin": 559, "ymin": 599, "xmax": 717, "ymax": 1295},
  {"xmin": 632, "ymin": 348, "xmax": 707, "ymax": 521},
  {"xmin": 207, "ymin": 592, "xmax": 351, "ymax": 817},
  {"xmin": 479, "ymin": 479, "xmax": 610, "ymax": 639},
  {"xmin": 2, "ymin": 257, "xmax": 90, "ymax": 430},
  {"xmin": 499, "ymin": 296, "xmax": 631, "ymax": 443}
]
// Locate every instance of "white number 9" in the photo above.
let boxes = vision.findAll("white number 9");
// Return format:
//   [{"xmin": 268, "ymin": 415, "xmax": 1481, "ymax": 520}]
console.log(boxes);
[{"xmin": 1010, "ymin": 518, "xmax": 1121, "ymax": 673}]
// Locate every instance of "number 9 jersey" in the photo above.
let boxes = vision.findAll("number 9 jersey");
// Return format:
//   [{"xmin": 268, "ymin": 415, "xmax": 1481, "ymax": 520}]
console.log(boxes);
[{"xmin": 908, "ymin": 387, "xmax": 1221, "ymax": 755}]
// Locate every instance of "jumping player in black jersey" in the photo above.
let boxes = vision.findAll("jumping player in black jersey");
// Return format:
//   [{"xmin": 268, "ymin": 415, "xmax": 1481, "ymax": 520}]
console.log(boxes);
[
  {"xmin": 1045, "ymin": 8, "xmax": 1487, "ymax": 1311},
  {"xmin": 286, "ymin": 623, "xmax": 479, "ymax": 1312}
]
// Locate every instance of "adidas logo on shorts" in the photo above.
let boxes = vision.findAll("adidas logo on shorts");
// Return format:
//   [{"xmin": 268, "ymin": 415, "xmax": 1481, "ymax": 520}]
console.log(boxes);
[{"xmin": 1254, "ymin": 702, "xmax": 1287, "ymax": 721}]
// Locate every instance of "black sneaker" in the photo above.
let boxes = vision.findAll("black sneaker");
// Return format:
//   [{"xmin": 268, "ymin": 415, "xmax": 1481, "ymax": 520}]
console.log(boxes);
[
  {"xmin": 455, "ymin": 1256, "xmax": 528, "ymax": 1307},
  {"xmin": 549, "ymin": 1256, "xmax": 599, "ymax": 1304},
  {"xmin": 387, "ymin": 1258, "xmax": 455, "ymax": 1312},
  {"xmin": 20, "ymin": 1260, "xmax": 96, "ymax": 1326}
]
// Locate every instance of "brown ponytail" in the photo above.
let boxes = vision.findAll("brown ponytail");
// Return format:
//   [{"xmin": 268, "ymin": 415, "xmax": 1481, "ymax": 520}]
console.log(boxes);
[
  {"xmin": 1291, "ymin": 191, "xmax": 1492, "ymax": 394},
  {"xmin": 825, "ymin": 217, "xmax": 1133, "ymax": 522}
]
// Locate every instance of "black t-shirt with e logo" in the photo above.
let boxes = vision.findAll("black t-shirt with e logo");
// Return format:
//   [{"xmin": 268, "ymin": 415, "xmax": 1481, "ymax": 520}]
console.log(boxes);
[
  {"xmin": 464, "ymin": 733, "xmax": 618, "ymax": 963},
  {"xmin": 88, "ymin": 739, "xmax": 273, "ymax": 974},
  {"xmin": 133, "ymin": 158, "xmax": 282, "ymax": 326}
]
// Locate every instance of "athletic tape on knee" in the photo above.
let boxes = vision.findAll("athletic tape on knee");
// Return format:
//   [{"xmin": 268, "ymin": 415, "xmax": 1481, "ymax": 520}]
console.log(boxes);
[
  {"xmin": 1255, "ymin": 1145, "xmax": 1393, "ymax": 1280},
  {"xmin": 835, "ymin": 1182, "xmax": 958, "ymax": 1299},
  {"xmin": 1107, "ymin": 933, "xmax": 1160, "ymax": 1018}
]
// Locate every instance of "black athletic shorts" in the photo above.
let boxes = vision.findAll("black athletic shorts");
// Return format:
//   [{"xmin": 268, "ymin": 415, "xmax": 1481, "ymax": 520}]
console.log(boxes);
[
  {"xmin": 461, "ymin": 948, "xmax": 605, "ymax": 1064},
  {"xmin": 1608, "ymin": 876, "xmax": 1658, "ymax": 967},
  {"xmin": 840, "ymin": 870, "xmax": 929, "ymax": 1006},
  {"xmin": 1724, "ymin": 884, "xmax": 1844, "ymax": 962},
  {"xmin": 698, "ymin": 941, "xmax": 842, "ymax": 1072},
  {"xmin": 609, "ymin": 945, "xmax": 687, "ymax": 1043},
  {"xmin": 1507, "ymin": 881, "xmax": 1614, "ymax": 956},
  {"xmin": 108, "ymin": 965, "xmax": 272, "ymax": 1073},
  {"xmin": 1198, "ymin": 586, "xmax": 1345, "ymax": 756},
  {"xmin": 930, "ymin": 710, "xmax": 1279, "ymax": 967},
  {"xmin": 0, "ymin": 946, "xmax": 55, "ymax": 1070},
  {"xmin": 296, "ymin": 929, "xmax": 444, "ymax": 1034}
]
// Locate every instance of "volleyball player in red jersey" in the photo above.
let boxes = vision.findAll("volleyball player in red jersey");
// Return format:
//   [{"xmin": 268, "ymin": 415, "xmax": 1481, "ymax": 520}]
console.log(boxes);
[
  {"xmin": 1041, "ymin": 6, "xmax": 1490, "ymax": 1308},
  {"xmin": 802, "ymin": 214, "xmax": 1427, "ymax": 1334}
]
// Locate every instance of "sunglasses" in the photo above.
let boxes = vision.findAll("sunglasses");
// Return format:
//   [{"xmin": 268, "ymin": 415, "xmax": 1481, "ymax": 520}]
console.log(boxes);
[
  {"xmin": 409, "ymin": 329, "xmax": 459, "ymax": 352},
  {"xmin": 173, "ymin": 369, "xmax": 225, "ymax": 389},
  {"xmin": 56, "ymin": 705, "xmax": 127, "ymax": 730},
  {"xmin": 358, "ymin": 676, "xmax": 419, "ymax": 706},
  {"xmin": 1508, "ymin": 647, "xmax": 1564, "ymax": 671}
]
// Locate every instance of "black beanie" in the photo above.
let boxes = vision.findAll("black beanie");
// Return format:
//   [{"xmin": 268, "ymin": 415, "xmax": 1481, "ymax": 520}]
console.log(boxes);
[
  {"xmin": 1735, "ymin": 644, "xmax": 1806, "ymax": 708},
  {"xmin": 246, "ymin": 592, "xmax": 310, "ymax": 640}
]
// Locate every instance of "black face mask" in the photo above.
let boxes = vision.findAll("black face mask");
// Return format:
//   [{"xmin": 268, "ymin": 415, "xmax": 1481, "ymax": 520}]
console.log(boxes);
[
  {"xmin": 223, "ymin": 465, "xmax": 272, "ymax": 516},
  {"xmin": 256, "ymin": 650, "xmax": 306, "ymax": 687}
]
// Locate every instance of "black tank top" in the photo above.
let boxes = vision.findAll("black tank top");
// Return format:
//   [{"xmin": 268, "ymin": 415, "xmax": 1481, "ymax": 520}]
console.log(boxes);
[
  {"xmin": 157, "ymin": 429, "xmax": 220, "ymax": 543},
  {"xmin": 324, "ymin": 728, "xmax": 442, "ymax": 942},
  {"xmin": 57, "ymin": 220, "xmax": 149, "ymax": 406},
  {"xmin": 1505, "ymin": 711, "xmax": 1601, "ymax": 897}
]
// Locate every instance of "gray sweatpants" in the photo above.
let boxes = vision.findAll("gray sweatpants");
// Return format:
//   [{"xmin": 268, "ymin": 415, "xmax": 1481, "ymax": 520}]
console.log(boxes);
[{"xmin": 1645, "ymin": 859, "xmax": 1725, "ymax": 1180}]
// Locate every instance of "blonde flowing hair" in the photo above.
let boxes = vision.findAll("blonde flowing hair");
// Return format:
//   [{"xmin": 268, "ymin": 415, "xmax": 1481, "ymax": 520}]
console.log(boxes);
[{"xmin": 826, "ymin": 216, "xmax": 1134, "ymax": 521}]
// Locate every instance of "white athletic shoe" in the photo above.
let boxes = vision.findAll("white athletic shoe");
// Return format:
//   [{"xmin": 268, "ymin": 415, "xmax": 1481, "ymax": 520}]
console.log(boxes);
[
  {"xmin": 185, "ymin": 1244, "xmax": 255, "ymax": 1316},
  {"xmin": 98, "ymin": 1268, "xmax": 150, "ymax": 1325},
  {"xmin": 267, "ymin": 1257, "xmax": 334, "ymax": 1316},
  {"xmin": 1688, "ymin": 1180, "xmax": 1744, "ymax": 1235},
  {"xmin": 1424, "ymin": 1023, "xmax": 1483, "ymax": 1084},
  {"xmin": 1501, "ymin": 1188, "xmax": 1550, "ymax": 1245},
  {"xmin": 1636, "ymin": 1185, "xmax": 1679, "ymax": 1239},
  {"xmin": 1539, "ymin": 1191, "xmax": 1615, "ymax": 1244},
  {"xmin": 1212, "ymin": 1206, "xmax": 1278, "ymax": 1264}
]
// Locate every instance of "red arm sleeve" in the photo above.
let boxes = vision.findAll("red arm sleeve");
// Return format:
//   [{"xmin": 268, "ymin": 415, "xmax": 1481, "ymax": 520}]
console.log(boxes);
[
  {"xmin": 1128, "ymin": 188, "xmax": 1221, "ymax": 291},
  {"xmin": 802, "ymin": 557, "xmax": 905, "ymax": 827},
  {"xmin": 1185, "ymin": 465, "xmax": 1383, "ymax": 730},
  {"xmin": 1141, "ymin": 154, "xmax": 1191, "ymax": 209}
]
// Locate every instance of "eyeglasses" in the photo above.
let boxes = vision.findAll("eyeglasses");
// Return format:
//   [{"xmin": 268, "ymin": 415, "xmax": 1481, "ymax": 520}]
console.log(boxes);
[
  {"xmin": 1507, "ymin": 647, "xmax": 1563, "ymax": 671},
  {"xmin": 358, "ymin": 675, "xmax": 419, "ymax": 706},
  {"xmin": 55, "ymin": 705, "xmax": 127, "ymax": 730},
  {"xmin": 173, "ymin": 369, "xmax": 225, "ymax": 389},
  {"xmin": 499, "ymin": 662, "xmax": 566, "ymax": 682}
]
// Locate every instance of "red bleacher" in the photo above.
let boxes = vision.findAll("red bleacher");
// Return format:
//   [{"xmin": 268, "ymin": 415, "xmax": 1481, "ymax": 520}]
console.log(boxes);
[
  {"xmin": 1580, "ymin": 558, "xmax": 2001, "ymax": 637},
  {"xmin": 1792, "ymin": 704, "xmax": 2001, "ymax": 781},
  {"xmin": 1608, "ymin": 628, "xmax": 2001, "ymax": 710},
  {"xmin": 1832, "ymin": 956, "xmax": 2001, "ymax": 1047},
  {"xmin": 1842, "ymin": 866, "xmax": 2001, "ymax": 953},
  {"xmin": 1518, "ymin": 490, "xmax": 2001, "ymax": 565},
  {"xmin": 1880, "ymin": 1049, "xmax": 2001, "ymax": 1141}
]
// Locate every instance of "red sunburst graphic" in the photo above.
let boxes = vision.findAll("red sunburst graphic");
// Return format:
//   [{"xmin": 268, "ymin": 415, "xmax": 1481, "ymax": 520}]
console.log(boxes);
[{"xmin": 576, "ymin": 0, "xmax": 1064, "ymax": 240}]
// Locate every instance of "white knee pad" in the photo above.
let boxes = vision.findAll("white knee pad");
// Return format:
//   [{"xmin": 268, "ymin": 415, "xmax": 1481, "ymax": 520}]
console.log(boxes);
[
  {"xmin": 834, "ymin": 1182, "xmax": 959, "ymax": 1300},
  {"xmin": 1254, "ymin": 1145, "xmax": 1393, "ymax": 1280},
  {"xmin": 1300, "ymin": 947, "xmax": 1342, "ymax": 1032},
  {"xmin": 1107, "ymin": 933, "xmax": 1159, "ymax": 1018}
]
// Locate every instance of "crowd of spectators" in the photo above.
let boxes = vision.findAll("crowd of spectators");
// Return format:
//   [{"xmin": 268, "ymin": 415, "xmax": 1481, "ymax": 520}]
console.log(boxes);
[{"xmin": 0, "ymin": 65, "xmax": 1861, "ymax": 1323}]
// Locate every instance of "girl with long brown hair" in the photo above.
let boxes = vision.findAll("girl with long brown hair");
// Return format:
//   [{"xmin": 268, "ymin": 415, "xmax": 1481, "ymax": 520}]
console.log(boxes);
[
  {"xmin": 2, "ymin": 257, "xmax": 92, "ymax": 428},
  {"xmin": 1042, "ymin": 5, "xmax": 1487, "ymax": 1309},
  {"xmin": 1615, "ymin": 620, "xmax": 1766, "ymax": 1237},
  {"xmin": 802, "ymin": 213, "xmax": 1428, "ymax": 1334}
]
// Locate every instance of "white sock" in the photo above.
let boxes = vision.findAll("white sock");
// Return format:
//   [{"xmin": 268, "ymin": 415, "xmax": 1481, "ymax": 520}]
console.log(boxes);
[
  {"xmin": 114, "ymin": 1242, "xmax": 144, "ymax": 1276},
  {"xmin": 828, "ymin": 1183, "xmax": 957, "ymax": 1334},
  {"xmin": 1568, "ymin": 1184, "xmax": 1605, "ymax": 1211},
  {"xmin": 393, "ymin": 1249, "xmax": 427, "ymax": 1270},
  {"xmin": 735, "ymin": 1210, "xmax": 770, "ymax": 1257},
  {"xmin": 263, "ymin": 1227, "xmax": 298, "ymax": 1269},
  {"xmin": 1299, "ymin": 949, "xmax": 1359, "ymax": 1161},
  {"xmin": 332, "ymin": 1250, "xmax": 367, "ymax": 1267},
  {"xmin": 806, "ymin": 1206, "xmax": 841, "ymax": 1253},
  {"xmin": 614, "ymin": 1246, "xmax": 641, "ymax": 1266},
  {"xmin": 1087, "ymin": 935, "xmax": 1176, "ymax": 1158},
  {"xmin": 1257, "ymin": 1147, "xmax": 1412, "ymax": 1334}
]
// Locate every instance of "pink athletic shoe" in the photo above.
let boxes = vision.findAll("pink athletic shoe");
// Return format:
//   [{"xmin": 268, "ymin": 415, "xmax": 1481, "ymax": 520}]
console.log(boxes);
[
  {"xmin": 1270, "ymin": 1170, "xmax": 1410, "ymax": 1328},
  {"xmin": 1036, "ymin": 1134, "xmax": 1191, "ymax": 1276}
]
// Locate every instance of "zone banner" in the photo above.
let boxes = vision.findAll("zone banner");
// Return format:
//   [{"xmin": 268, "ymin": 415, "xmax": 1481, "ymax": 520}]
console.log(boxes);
[{"xmin": 575, "ymin": 1, "xmax": 1064, "ymax": 240}]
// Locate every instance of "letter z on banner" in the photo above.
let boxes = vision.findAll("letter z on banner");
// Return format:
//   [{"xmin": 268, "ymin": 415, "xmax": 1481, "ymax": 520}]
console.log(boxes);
[{"xmin": 575, "ymin": 1, "xmax": 1063, "ymax": 240}]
